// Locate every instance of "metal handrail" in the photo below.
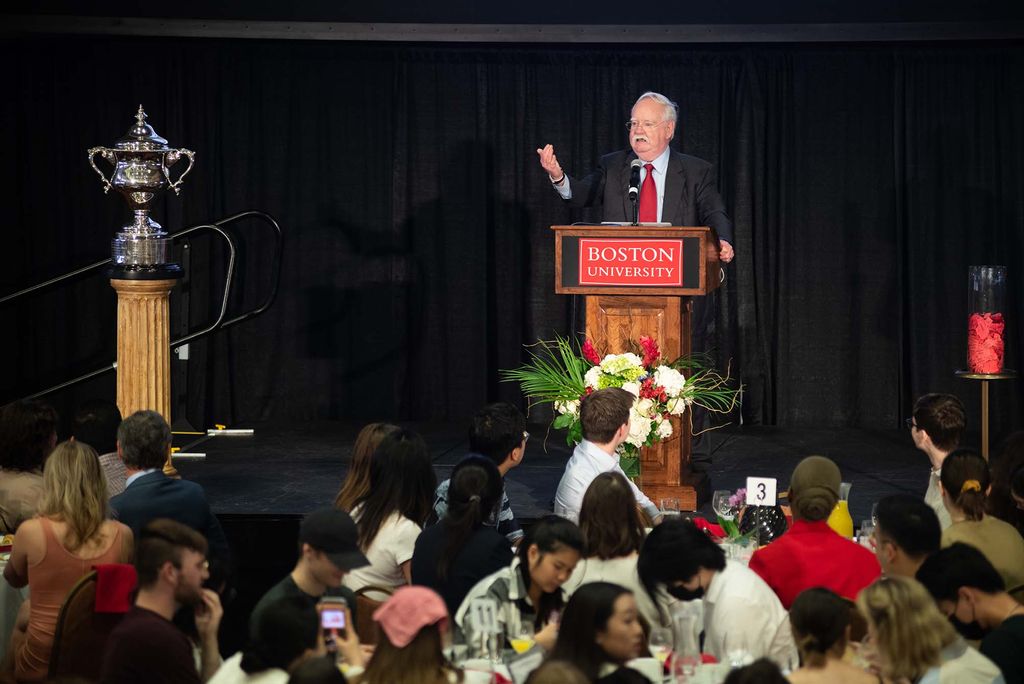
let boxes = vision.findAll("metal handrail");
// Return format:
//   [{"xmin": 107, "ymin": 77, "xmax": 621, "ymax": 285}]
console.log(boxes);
[{"xmin": 3, "ymin": 210, "xmax": 284, "ymax": 400}]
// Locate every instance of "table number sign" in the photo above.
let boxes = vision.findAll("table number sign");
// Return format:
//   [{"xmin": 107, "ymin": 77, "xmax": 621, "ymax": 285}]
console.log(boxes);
[{"xmin": 746, "ymin": 477, "xmax": 778, "ymax": 507}]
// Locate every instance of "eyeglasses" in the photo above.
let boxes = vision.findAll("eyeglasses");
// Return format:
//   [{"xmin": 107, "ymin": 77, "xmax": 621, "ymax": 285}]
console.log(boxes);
[
  {"xmin": 904, "ymin": 418, "xmax": 918, "ymax": 430},
  {"xmin": 625, "ymin": 120, "xmax": 666, "ymax": 131}
]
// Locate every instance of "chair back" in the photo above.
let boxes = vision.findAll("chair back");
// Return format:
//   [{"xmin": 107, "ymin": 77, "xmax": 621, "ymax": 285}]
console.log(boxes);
[
  {"xmin": 352, "ymin": 585, "xmax": 394, "ymax": 645},
  {"xmin": 48, "ymin": 571, "xmax": 126, "ymax": 679}
]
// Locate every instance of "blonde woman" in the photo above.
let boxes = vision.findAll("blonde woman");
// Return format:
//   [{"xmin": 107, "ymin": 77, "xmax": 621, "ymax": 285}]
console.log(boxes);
[
  {"xmin": 856, "ymin": 577, "xmax": 1001, "ymax": 684},
  {"xmin": 4, "ymin": 440, "xmax": 133, "ymax": 681},
  {"xmin": 334, "ymin": 422, "xmax": 400, "ymax": 512}
]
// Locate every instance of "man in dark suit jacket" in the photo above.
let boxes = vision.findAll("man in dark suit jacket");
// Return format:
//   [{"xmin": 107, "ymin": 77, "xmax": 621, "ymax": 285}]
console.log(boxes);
[
  {"xmin": 537, "ymin": 92, "xmax": 734, "ymax": 468},
  {"xmin": 110, "ymin": 410, "xmax": 231, "ymax": 567}
]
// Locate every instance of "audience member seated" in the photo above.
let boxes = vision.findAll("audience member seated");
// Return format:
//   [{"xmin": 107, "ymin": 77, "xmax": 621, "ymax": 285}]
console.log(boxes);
[
  {"xmin": 917, "ymin": 543, "xmax": 1024, "ymax": 683},
  {"xmin": 361, "ymin": 586, "xmax": 454, "ymax": 684},
  {"xmin": 0, "ymin": 399, "xmax": 57, "ymax": 534},
  {"xmin": 873, "ymin": 494, "xmax": 941, "ymax": 578},
  {"xmin": 638, "ymin": 518, "xmax": 798, "ymax": 670},
  {"xmin": 748, "ymin": 456, "xmax": 879, "ymax": 608},
  {"xmin": 857, "ymin": 576, "xmax": 1002, "ymax": 684},
  {"xmin": 548, "ymin": 582, "xmax": 648, "ymax": 684},
  {"xmin": 72, "ymin": 399, "xmax": 126, "ymax": 497},
  {"xmin": 286, "ymin": 656, "xmax": 348, "ymax": 684},
  {"xmin": 250, "ymin": 509, "xmax": 368, "ymax": 639},
  {"xmin": 110, "ymin": 410, "xmax": 232, "ymax": 568},
  {"xmin": 722, "ymin": 659, "xmax": 789, "ymax": 684},
  {"xmin": 333, "ymin": 423, "xmax": 400, "ymax": 513},
  {"xmin": 562, "ymin": 472, "xmax": 662, "ymax": 628},
  {"xmin": 909, "ymin": 393, "xmax": 966, "ymax": 530},
  {"xmin": 554, "ymin": 389, "xmax": 659, "ymax": 524},
  {"xmin": 101, "ymin": 519, "xmax": 223, "ymax": 683},
  {"xmin": 433, "ymin": 402, "xmax": 528, "ymax": 544},
  {"xmin": 525, "ymin": 660, "xmax": 590, "ymax": 684},
  {"xmin": 456, "ymin": 515, "xmax": 583, "ymax": 650},
  {"xmin": 411, "ymin": 455, "xmax": 513, "ymax": 616},
  {"xmin": 788, "ymin": 587, "xmax": 879, "ymax": 684},
  {"xmin": 3, "ymin": 440, "xmax": 133, "ymax": 681},
  {"xmin": 211, "ymin": 596, "xmax": 325, "ymax": 683},
  {"xmin": 939, "ymin": 450, "xmax": 1024, "ymax": 592},
  {"xmin": 988, "ymin": 431, "xmax": 1024, "ymax": 537},
  {"xmin": 342, "ymin": 429, "xmax": 435, "ymax": 596}
]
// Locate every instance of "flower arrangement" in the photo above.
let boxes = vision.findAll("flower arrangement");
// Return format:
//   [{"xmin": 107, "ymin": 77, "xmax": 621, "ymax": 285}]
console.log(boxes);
[{"xmin": 501, "ymin": 335, "xmax": 739, "ymax": 478}]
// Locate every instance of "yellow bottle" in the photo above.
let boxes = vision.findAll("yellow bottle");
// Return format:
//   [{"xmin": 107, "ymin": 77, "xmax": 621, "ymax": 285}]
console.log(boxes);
[{"xmin": 827, "ymin": 482, "xmax": 854, "ymax": 539}]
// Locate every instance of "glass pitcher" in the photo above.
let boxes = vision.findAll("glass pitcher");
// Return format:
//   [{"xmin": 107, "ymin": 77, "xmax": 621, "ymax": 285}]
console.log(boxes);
[{"xmin": 827, "ymin": 482, "xmax": 854, "ymax": 539}]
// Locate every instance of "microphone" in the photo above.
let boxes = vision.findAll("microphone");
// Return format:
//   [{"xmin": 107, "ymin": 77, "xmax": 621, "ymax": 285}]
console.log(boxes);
[{"xmin": 628, "ymin": 158, "xmax": 643, "ymax": 202}]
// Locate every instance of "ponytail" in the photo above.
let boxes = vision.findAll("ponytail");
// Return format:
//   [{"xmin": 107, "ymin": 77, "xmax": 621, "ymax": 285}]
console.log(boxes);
[
  {"xmin": 437, "ymin": 457, "xmax": 503, "ymax": 580},
  {"xmin": 940, "ymin": 450, "xmax": 990, "ymax": 522}
]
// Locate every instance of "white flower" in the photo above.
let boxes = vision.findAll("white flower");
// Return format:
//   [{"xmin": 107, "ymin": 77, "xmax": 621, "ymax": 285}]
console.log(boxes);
[
  {"xmin": 667, "ymin": 396, "xmax": 689, "ymax": 416},
  {"xmin": 554, "ymin": 399, "xmax": 579, "ymax": 416},
  {"xmin": 655, "ymin": 418, "xmax": 673, "ymax": 440},
  {"xmin": 584, "ymin": 366, "xmax": 603, "ymax": 389},
  {"xmin": 621, "ymin": 381, "xmax": 641, "ymax": 397},
  {"xmin": 653, "ymin": 365, "xmax": 686, "ymax": 397},
  {"xmin": 635, "ymin": 398, "xmax": 655, "ymax": 417},
  {"xmin": 598, "ymin": 352, "xmax": 638, "ymax": 374},
  {"xmin": 625, "ymin": 407, "xmax": 652, "ymax": 447}
]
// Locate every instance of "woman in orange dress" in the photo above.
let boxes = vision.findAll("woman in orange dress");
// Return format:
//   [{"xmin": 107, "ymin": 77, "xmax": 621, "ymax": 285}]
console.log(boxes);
[{"xmin": 3, "ymin": 440, "xmax": 134, "ymax": 681}]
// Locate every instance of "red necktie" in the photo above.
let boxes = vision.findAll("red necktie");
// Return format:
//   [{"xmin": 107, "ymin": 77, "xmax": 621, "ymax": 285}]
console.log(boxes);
[{"xmin": 639, "ymin": 163, "xmax": 657, "ymax": 223}]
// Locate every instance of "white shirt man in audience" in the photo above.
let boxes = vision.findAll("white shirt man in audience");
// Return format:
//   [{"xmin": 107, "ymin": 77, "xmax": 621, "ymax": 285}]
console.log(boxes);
[
  {"xmin": 554, "ymin": 387, "xmax": 659, "ymax": 523},
  {"xmin": 638, "ymin": 518, "xmax": 798, "ymax": 670},
  {"xmin": 874, "ymin": 493, "xmax": 942, "ymax": 578},
  {"xmin": 909, "ymin": 393, "xmax": 966, "ymax": 530}
]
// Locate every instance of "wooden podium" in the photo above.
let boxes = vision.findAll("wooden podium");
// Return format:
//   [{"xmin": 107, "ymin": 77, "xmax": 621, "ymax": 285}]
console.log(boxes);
[{"xmin": 552, "ymin": 225, "xmax": 722, "ymax": 510}]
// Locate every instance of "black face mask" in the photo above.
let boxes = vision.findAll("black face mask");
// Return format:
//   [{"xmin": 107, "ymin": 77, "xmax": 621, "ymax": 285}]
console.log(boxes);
[
  {"xmin": 949, "ymin": 614, "xmax": 988, "ymax": 641},
  {"xmin": 667, "ymin": 584, "xmax": 705, "ymax": 602}
]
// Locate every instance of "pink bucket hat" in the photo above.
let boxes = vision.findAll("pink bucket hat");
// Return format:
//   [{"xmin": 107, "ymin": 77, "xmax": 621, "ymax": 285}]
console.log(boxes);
[{"xmin": 372, "ymin": 586, "xmax": 449, "ymax": 648}]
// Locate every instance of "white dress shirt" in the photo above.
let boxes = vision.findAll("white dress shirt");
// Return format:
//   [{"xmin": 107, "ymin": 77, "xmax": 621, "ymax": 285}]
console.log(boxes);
[
  {"xmin": 702, "ymin": 560, "xmax": 798, "ymax": 671},
  {"xmin": 553, "ymin": 440, "xmax": 659, "ymax": 523}
]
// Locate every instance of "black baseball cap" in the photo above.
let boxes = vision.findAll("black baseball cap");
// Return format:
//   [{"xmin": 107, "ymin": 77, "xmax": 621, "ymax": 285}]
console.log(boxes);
[{"xmin": 299, "ymin": 509, "xmax": 369, "ymax": 570}]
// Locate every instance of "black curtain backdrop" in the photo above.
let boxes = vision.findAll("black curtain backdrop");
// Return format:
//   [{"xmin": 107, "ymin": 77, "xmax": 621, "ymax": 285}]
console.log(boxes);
[{"xmin": 1, "ymin": 36, "xmax": 1022, "ymax": 440}]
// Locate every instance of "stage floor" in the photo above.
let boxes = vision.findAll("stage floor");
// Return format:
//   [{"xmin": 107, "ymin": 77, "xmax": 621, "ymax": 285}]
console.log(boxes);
[{"xmin": 173, "ymin": 421, "xmax": 930, "ymax": 524}]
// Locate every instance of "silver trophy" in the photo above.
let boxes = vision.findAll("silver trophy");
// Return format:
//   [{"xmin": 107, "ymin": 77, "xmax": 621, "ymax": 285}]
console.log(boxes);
[{"xmin": 88, "ymin": 105, "xmax": 194, "ymax": 278}]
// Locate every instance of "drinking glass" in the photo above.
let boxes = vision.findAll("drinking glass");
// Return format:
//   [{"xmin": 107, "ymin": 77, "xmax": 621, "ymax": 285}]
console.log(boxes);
[
  {"xmin": 509, "ymin": 624, "xmax": 535, "ymax": 655},
  {"xmin": 660, "ymin": 498, "xmax": 681, "ymax": 517},
  {"xmin": 712, "ymin": 490, "xmax": 736, "ymax": 520},
  {"xmin": 649, "ymin": 627, "xmax": 672, "ymax": 664}
]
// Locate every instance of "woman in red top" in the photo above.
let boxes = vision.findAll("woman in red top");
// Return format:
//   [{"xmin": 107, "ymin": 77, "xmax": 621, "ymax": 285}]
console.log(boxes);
[
  {"xmin": 748, "ymin": 456, "xmax": 880, "ymax": 609},
  {"xmin": 4, "ymin": 440, "xmax": 134, "ymax": 681}
]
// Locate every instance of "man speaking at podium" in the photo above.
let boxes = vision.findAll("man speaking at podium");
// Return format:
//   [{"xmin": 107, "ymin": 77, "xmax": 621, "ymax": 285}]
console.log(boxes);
[{"xmin": 537, "ymin": 91, "xmax": 734, "ymax": 470}]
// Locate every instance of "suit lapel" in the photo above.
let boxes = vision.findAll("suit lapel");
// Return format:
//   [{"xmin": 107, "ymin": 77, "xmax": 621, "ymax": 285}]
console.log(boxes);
[
  {"xmin": 662, "ymin": 150, "xmax": 687, "ymax": 226},
  {"xmin": 620, "ymin": 151, "xmax": 638, "ymax": 221}
]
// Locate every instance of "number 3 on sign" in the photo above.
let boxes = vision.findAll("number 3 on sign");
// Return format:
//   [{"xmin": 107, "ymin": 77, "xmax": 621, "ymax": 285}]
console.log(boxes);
[{"xmin": 746, "ymin": 477, "xmax": 777, "ymax": 507}]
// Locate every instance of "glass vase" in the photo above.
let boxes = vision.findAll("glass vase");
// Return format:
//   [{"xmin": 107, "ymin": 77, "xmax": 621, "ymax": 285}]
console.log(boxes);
[{"xmin": 967, "ymin": 265, "xmax": 1007, "ymax": 374}]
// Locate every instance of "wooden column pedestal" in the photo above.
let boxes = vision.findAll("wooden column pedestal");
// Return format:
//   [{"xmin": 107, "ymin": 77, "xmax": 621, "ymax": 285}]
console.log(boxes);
[{"xmin": 110, "ymin": 277, "xmax": 178, "ymax": 476}]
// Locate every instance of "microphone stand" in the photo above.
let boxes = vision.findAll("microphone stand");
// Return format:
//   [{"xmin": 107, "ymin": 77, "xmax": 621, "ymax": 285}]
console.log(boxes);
[{"xmin": 631, "ymin": 194, "xmax": 639, "ymax": 226}]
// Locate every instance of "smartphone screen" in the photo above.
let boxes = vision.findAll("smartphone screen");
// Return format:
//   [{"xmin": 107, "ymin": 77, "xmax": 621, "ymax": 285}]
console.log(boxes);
[{"xmin": 321, "ymin": 608, "xmax": 346, "ymax": 630}]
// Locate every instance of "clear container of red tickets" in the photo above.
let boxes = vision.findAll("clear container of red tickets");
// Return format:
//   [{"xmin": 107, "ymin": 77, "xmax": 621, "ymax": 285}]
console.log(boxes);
[{"xmin": 967, "ymin": 266, "xmax": 1007, "ymax": 374}]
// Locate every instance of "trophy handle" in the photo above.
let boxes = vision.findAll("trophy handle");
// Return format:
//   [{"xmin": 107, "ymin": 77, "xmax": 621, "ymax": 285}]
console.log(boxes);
[
  {"xmin": 163, "ymin": 148, "xmax": 195, "ymax": 196},
  {"xmin": 87, "ymin": 147, "xmax": 115, "ymax": 194}
]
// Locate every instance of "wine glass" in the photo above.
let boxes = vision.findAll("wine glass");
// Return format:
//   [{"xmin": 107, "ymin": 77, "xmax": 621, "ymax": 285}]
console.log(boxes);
[
  {"xmin": 649, "ymin": 627, "xmax": 672, "ymax": 664},
  {"xmin": 870, "ymin": 501, "xmax": 879, "ymax": 527},
  {"xmin": 712, "ymin": 490, "xmax": 736, "ymax": 520}
]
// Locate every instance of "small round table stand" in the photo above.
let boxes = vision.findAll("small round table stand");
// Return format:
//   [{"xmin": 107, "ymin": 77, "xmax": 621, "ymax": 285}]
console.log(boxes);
[{"xmin": 954, "ymin": 369, "xmax": 1018, "ymax": 459}]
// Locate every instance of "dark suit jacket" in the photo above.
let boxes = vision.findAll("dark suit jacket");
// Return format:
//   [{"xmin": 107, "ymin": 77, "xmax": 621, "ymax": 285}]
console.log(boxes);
[
  {"xmin": 565, "ymin": 148, "xmax": 734, "ymax": 245},
  {"xmin": 110, "ymin": 471, "xmax": 231, "ymax": 565}
]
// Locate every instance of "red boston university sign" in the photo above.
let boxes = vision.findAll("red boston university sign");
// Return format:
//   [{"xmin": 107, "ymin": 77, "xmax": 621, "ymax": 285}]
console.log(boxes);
[{"xmin": 578, "ymin": 238, "xmax": 684, "ymax": 287}]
